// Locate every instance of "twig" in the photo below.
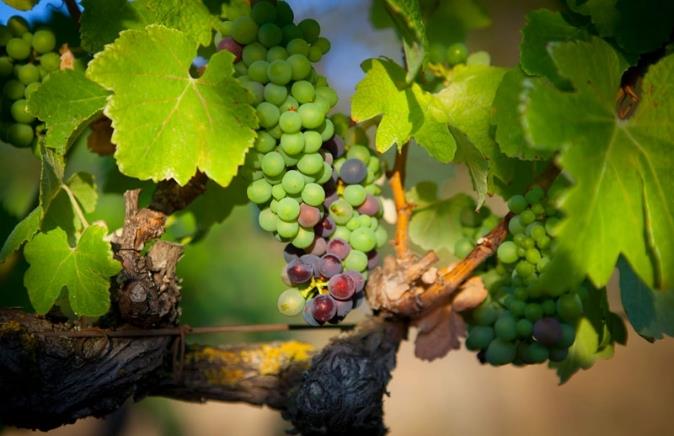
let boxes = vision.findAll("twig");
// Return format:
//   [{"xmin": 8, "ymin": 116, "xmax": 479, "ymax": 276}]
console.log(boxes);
[
  {"xmin": 63, "ymin": 0, "xmax": 81, "ymax": 23},
  {"xmin": 390, "ymin": 144, "xmax": 412, "ymax": 258}
]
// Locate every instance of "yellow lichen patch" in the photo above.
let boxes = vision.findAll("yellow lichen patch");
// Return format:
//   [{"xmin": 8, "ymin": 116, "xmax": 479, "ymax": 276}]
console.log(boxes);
[
  {"xmin": 0, "ymin": 320, "xmax": 22, "ymax": 335},
  {"xmin": 256, "ymin": 341, "xmax": 313, "ymax": 375}
]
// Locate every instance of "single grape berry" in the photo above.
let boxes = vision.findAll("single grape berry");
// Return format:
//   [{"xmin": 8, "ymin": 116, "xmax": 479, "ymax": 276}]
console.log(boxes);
[
  {"xmin": 310, "ymin": 294, "xmax": 337, "ymax": 323},
  {"xmin": 277, "ymin": 288, "xmax": 305, "ymax": 316},
  {"xmin": 533, "ymin": 317, "xmax": 563, "ymax": 346},
  {"xmin": 339, "ymin": 159, "xmax": 367, "ymax": 184},
  {"xmin": 328, "ymin": 273, "xmax": 356, "ymax": 300}
]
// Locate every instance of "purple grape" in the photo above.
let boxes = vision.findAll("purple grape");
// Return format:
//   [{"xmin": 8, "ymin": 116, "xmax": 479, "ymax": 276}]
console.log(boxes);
[
  {"xmin": 533, "ymin": 317, "xmax": 563, "ymax": 346},
  {"xmin": 323, "ymin": 178, "xmax": 337, "ymax": 196},
  {"xmin": 335, "ymin": 299, "xmax": 354, "ymax": 318},
  {"xmin": 315, "ymin": 216, "xmax": 336, "ymax": 238},
  {"xmin": 318, "ymin": 254, "xmax": 343, "ymax": 278},
  {"xmin": 327, "ymin": 238, "xmax": 351, "ymax": 260},
  {"xmin": 309, "ymin": 237, "xmax": 327, "ymax": 256},
  {"xmin": 339, "ymin": 159, "xmax": 367, "ymax": 184},
  {"xmin": 323, "ymin": 191, "xmax": 339, "ymax": 208},
  {"xmin": 367, "ymin": 250, "xmax": 380, "ymax": 270},
  {"xmin": 323, "ymin": 135, "xmax": 345, "ymax": 158},
  {"xmin": 298, "ymin": 203, "xmax": 321, "ymax": 228},
  {"xmin": 286, "ymin": 259, "xmax": 312, "ymax": 285},
  {"xmin": 310, "ymin": 294, "xmax": 338, "ymax": 323},
  {"xmin": 218, "ymin": 37, "xmax": 242, "ymax": 61},
  {"xmin": 303, "ymin": 301, "xmax": 321, "ymax": 326},
  {"xmin": 358, "ymin": 194, "xmax": 380, "ymax": 216},
  {"xmin": 321, "ymin": 150, "xmax": 334, "ymax": 165},
  {"xmin": 328, "ymin": 273, "xmax": 356, "ymax": 300},
  {"xmin": 300, "ymin": 254, "xmax": 321, "ymax": 275},
  {"xmin": 283, "ymin": 244, "xmax": 304, "ymax": 263},
  {"xmin": 344, "ymin": 271, "xmax": 365, "ymax": 292}
]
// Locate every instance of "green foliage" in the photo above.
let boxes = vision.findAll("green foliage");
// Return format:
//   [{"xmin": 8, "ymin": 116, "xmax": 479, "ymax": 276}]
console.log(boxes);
[
  {"xmin": 23, "ymin": 223, "xmax": 120, "ymax": 316},
  {"xmin": 87, "ymin": 25, "xmax": 257, "ymax": 187},
  {"xmin": 0, "ymin": 207, "xmax": 40, "ymax": 263},
  {"xmin": 2, "ymin": 0, "xmax": 38, "ymax": 11},
  {"xmin": 28, "ymin": 70, "xmax": 109, "ymax": 153}
]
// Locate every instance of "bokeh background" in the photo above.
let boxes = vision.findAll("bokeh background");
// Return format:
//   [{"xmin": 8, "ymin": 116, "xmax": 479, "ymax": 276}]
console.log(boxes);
[{"xmin": 1, "ymin": 1, "xmax": 673, "ymax": 435}]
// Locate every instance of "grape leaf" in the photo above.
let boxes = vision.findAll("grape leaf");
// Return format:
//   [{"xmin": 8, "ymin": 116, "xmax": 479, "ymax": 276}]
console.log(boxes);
[
  {"xmin": 28, "ymin": 70, "xmax": 109, "ymax": 153},
  {"xmin": 409, "ymin": 193, "xmax": 475, "ymax": 258},
  {"xmin": 379, "ymin": 0, "xmax": 427, "ymax": 82},
  {"xmin": 66, "ymin": 172, "xmax": 98, "ymax": 214},
  {"xmin": 619, "ymin": 258, "xmax": 674, "ymax": 341},
  {"xmin": 39, "ymin": 147, "xmax": 65, "ymax": 210},
  {"xmin": 565, "ymin": 0, "xmax": 618, "ymax": 37},
  {"xmin": 0, "ymin": 207, "xmax": 41, "ymax": 263},
  {"xmin": 2, "ymin": 0, "xmax": 38, "ymax": 10},
  {"xmin": 352, "ymin": 58, "xmax": 456, "ymax": 162},
  {"xmin": 23, "ymin": 224, "xmax": 120, "ymax": 316},
  {"xmin": 87, "ymin": 25, "xmax": 257, "ymax": 187},
  {"xmin": 80, "ymin": 0, "xmax": 216, "ymax": 53},
  {"xmin": 414, "ymin": 305, "xmax": 464, "ymax": 361},
  {"xmin": 522, "ymin": 38, "xmax": 674, "ymax": 293},
  {"xmin": 520, "ymin": 10, "xmax": 587, "ymax": 88}
]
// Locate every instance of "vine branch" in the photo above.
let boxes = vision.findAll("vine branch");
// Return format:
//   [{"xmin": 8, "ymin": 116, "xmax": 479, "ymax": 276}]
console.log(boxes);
[
  {"xmin": 63, "ymin": 0, "xmax": 81, "ymax": 23},
  {"xmin": 390, "ymin": 144, "xmax": 412, "ymax": 258}
]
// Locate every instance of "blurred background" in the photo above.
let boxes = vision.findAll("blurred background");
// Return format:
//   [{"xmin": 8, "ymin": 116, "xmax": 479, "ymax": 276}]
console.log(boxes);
[{"xmin": 1, "ymin": 0, "xmax": 673, "ymax": 435}]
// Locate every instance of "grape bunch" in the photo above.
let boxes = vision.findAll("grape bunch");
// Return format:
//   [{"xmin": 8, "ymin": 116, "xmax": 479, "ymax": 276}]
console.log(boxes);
[
  {"xmin": 0, "ymin": 16, "xmax": 61, "ymax": 148},
  {"xmin": 218, "ymin": 1, "xmax": 386, "ymax": 324},
  {"xmin": 463, "ymin": 186, "xmax": 583, "ymax": 366}
]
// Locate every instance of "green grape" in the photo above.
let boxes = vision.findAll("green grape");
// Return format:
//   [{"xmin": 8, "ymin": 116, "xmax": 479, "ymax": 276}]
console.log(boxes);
[
  {"xmin": 545, "ymin": 217, "xmax": 560, "ymax": 235},
  {"xmin": 286, "ymin": 54, "xmax": 312, "ymax": 80},
  {"xmin": 522, "ymin": 237, "xmax": 535, "ymax": 249},
  {"xmin": 277, "ymin": 287, "xmax": 305, "ymax": 315},
  {"xmin": 530, "ymin": 203, "xmax": 545, "ymax": 216},
  {"xmin": 280, "ymin": 132, "xmax": 304, "ymax": 154},
  {"xmin": 308, "ymin": 46, "xmax": 322, "ymax": 62},
  {"xmin": 301, "ymin": 183, "xmax": 325, "ymax": 207},
  {"xmin": 258, "ymin": 207, "xmax": 278, "ymax": 232},
  {"xmin": 516, "ymin": 318, "xmax": 533, "ymax": 337},
  {"xmin": 7, "ymin": 16, "xmax": 30, "ymax": 36},
  {"xmin": 346, "ymin": 216, "xmax": 359, "ymax": 231},
  {"xmin": 548, "ymin": 347, "xmax": 569, "ymax": 362},
  {"xmin": 525, "ymin": 186, "xmax": 545, "ymax": 204},
  {"xmin": 329, "ymin": 198, "xmax": 353, "ymax": 224},
  {"xmin": 524, "ymin": 303, "xmax": 543, "ymax": 321},
  {"xmin": 350, "ymin": 227, "xmax": 376, "ymax": 252},
  {"xmin": 485, "ymin": 338, "xmax": 516, "ymax": 366},
  {"xmin": 275, "ymin": 1, "xmax": 294, "ymax": 26},
  {"xmin": 248, "ymin": 60, "xmax": 269, "ymax": 83},
  {"xmin": 454, "ymin": 238, "xmax": 474, "ymax": 258},
  {"xmin": 368, "ymin": 155, "xmax": 381, "ymax": 174},
  {"xmin": 251, "ymin": 1, "xmax": 277, "ymax": 25},
  {"xmin": 497, "ymin": 241, "xmax": 518, "ymax": 264},
  {"xmin": 272, "ymin": 183, "xmax": 286, "ymax": 200},
  {"xmin": 520, "ymin": 209, "xmax": 536, "ymax": 224},
  {"xmin": 466, "ymin": 326, "xmax": 494, "ymax": 351},
  {"xmin": 515, "ymin": 260, "xmax": 535, "ymax": 278},
  {"xmin": 261, "ymin": 151, "xmax": 285, "ymax": 177},
  {"xmin": 375, "ymin": 226, "xmax": 387, "ymax": 248},
  {"xmin": 263, "ymin": 83, "xmax": 288, "ymax": 105},
  {"xmin": 558, "ymin": 323, "xmax": 576, "ymax": 348},
  {"xmin": 287, "ymin": 38, "xmax": 310, "ymax": 56},
  {"xmin": 231, "ymin": 16, "xmax": 259, "ymax": 44},
  {"xmin": 541, "ymin": 299, "xmax": 557, "ymax": 316},
  {"xmin": 278, "ymin": 148, "xmax": 299, "ymax": 166},
  {"xmin": 472, "ymin": 302, "xmax": 499, "ymax": 326},
  {"xmin": 298, "ymin": 102, "xmax": 325, "ymax": 129},
  {"xmin": 333, "ymin": 226, "xmax": 351, "ymax": 241},
  {"xmin": 258, "ymin": 23, "xmax": 283, "ymax": 48},
  {"xmin": 556, "ymin": 293, "xmax": 583, "ymax": 321},
  {"xmin": 24, "ymin": 82, "xmax": 40, "ymax": 98},
  {"xmin": 508, "ymin": 216, "xmax": 524, "ymax": 234},
  {"xmin": 282, "ymin": 24, "xmax": 303, "ymax": 44},
  {"xmin": 303, "ymin": 130, "xmax": 322, "ymax": 153},
  {"xmin": 254, "ymin": 131, "xmax": 276, "ymax": 153},
  {"xmin": 276, "ymin": 197, "xmax": 300, "ymax": 221},
  {"xmin": 298, "ymin": 18, "xmax": 320, "ymax": 43},
  {"xmin": 314, "ymin": 36, "xmax": 331, "ymax": 54},
  {"xmin": 256, "ymin": 101, "xmax": 279, "ymax": 128},
  {"xmin": 267, "ymin": 59, "xmax": 292, "ymax": 85},
  {"xmin": 243, "ymin": 81, "xmax": 264, "ymax": 104},
  {"xmin": 315, "ymin": 86, "xmax": 338, "ymax": 108},
  {"xmin": 234, "ymin": 62, "xmax": 248, "ymax": 76},
  {"xmin": 32, "ymin": 29, "xmax": 56, "ymax": 54},
  {"xmin": 7, "ymin": 123, "xmax": 34, "ymax": 147},
  {"xmin": 266, "ymin": 46, "xmax": 288, "ymax": 61},
  {"xmin": 277, "ymin": 219, "xmax": 299, "ymax": 239},
  {"xmin": 525, "ymin": 248, "xmax": 541, "ymax": 264},
  {"xmin": 0, "ymin": 25, "xmax": 11, "ymax": 45},
  {"xmin": 522, "ymin": 342, "xmax": 549, "ymax": 363},
  {"xmin": 291, "ymin": 80, "xmax": 315, "ymax": 103},
  {"xmin": 292, "ymin": 226, "xmax": 315, "ymax": 249},
  {"xmin": 10, "ymin": 99, "xmax": 34, "ymax": 123},
  {"xmin": 527, "ymin": 222, "xmax": 546, "ymax": 240},
  {"xmin": 509, "ymin": 299, "xmax": 526, "ymax": 317},
  {"xmin": 297, "ymin": 153, "xmax": 323, "ymax": 175},
  {"xmin": 344, "ymin": 249, "xmax": 368, "ymax": 272},
  {"xmin": 0, "ymin": 56, "xmax": 13, "ymax": 77},
  {"xmin": 280, "ymin": 95, "xmax": 299, "ymax": 112},
  {"xmin": 343, "ymin": 184, "xmax": 367, "ymax": 207},
  {"xmin": 242, "ymin": 42, "xmax": 267, "ymax": 66},
  {"xmin": 446, "ymin": 42, "xmax": 468, "ymax": 65},
  {"xmin": 282, "ymin": 170, "xmax": 305, "ymax": 195},
  {"xmin": 507, "ymin": 195, "xmax": 528, "ymax": 214},
  {"xmin": 494, "ymin": 315, "xmax": 517, "ymax": 341},
  {"xmin": 537, "ymin": 255, "xmax": 550, "ymax": 272},
  {"xmin": 279, "ymin": 111, "xmax": 302, "ymax": 133},
  {"xmin": 316, "ymin": 162, "xmax": 332, "ymax": 184},
  {"xmin": 247, "ymin": 179, "xmax": 272, "ymax": 204},
  {"xmin": 7, "ymin": 38, "xmax": 31, "ymax": 61},
  {"xmin": 22, "ymin": 32, "xmax": 33, "ymax": 45},
  {"xmin": 346, "ymin": 145, "xmax": 370, "ymax": 163}
]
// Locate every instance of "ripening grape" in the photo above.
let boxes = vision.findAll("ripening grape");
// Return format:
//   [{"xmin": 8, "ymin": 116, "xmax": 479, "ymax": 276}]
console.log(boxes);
[{"xmin": 277, "ymin": 288, "xmax": 305, "ymax": 316}]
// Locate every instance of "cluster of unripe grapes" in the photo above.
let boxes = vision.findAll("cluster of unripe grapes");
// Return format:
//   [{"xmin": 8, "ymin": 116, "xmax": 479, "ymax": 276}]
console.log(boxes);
[
  {"xmin": 220, "ymin": 1, "xmax": 386, "ymax": 324},
  {"xmin": 464, "ymin": 187, "xmax": 583, "ymax": 366},
  {"xmin": 0, "ymin": 16, "xmax": 60, "ymax": 148}
]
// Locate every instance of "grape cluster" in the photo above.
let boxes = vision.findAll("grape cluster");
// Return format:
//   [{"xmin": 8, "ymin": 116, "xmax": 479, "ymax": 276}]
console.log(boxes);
[
  {"xmin": 464, "ymin": 186, "xmax": 583, "ymax": 366},
  {"xmin": 219, "ymin": 1, "xmax": 386, "ymax": 324},
  {"xmin": 0, "ymin": 16, "xmax": 60, "ymax": 148}
]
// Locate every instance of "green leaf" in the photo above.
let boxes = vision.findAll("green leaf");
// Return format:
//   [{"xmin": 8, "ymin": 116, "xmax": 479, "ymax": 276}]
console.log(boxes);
[
  {"xmin": 522, "ymin": 38, "xmax": 674, "ymax": 293},
  {"xmin": 67, "ymin": 172, "xmax": 98, "ymax": 214},
  {"xmin": 380, "ymin": 0, "xmax": 427, "ymax": 82},
  {"xmin": 2, "ymin": 0, "xmax": 38, "ymax": 10},
  {"xmin": 492, "ymin": 68, "xmax": 553, "ymax": 160},
  {"xmin": 87, "ymin": 25, "xmax": 257, "ymax": 187},
  {"xmin": 352, "ymin": 58, "xmax": 456, "ymax": 161},
  {"xmin": 566, "ymin": 0, "xmax": 618, "ymax": 37},
  {"xmin": 28, "ymin": 70, "xmax": 109, "ymax": 153},
  {"xmin": 520, "ymin": 10, "xmax": 587, "ymax": 87},
  {"xmin": 39, "ymin": 147, "xmax": 65, "ymax": 210},
  {"xmin": 619, "ymin": 258, "xmax": 674, "ymax": 341},
  {"xmin": 23, "ymin": 224, "xmax": 121, "ymax": 316},
  {"xmin": 409, "ymin": 193, "xmax": 475, "ymax": 258},
  {"xmin": 450, "ymin": 127, "xmax": 488, "ymax": 206},
  {"xmin": 80, "ymin": 0, "xmax": 216, "ymax": 53},
  {"xmin": 406, "ymin": 181, "xmax": 439, "ymax": 209},
  {"xmin": 0, "ymin": 207, "xmax": 41, "ymax": 263}
]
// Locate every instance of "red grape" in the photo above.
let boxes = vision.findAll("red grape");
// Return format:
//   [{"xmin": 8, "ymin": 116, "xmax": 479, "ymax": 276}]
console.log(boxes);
[
  {"xmin": 298, "ymin": 203, "xmax": 321, "ymax": 227},
  {"xmin": 339, "ymin": 159, "xmax": 367, "ymax": 184},
  {"xmin": 318, "ymin": 254, "xmax": 342, "ymax": 278},
  {"xmin": 286, "ymin": 259, "xmax": 312, "ymax": 284},
  {"xmin": 218, "ymin": 37, "xmax": 243, "ymax": 61},
  {"xmin": 328, "ymin": 273, "xmax": 355, "ymax": 300},
  {"xmin": 344, "ymin": 271, "xmax": 365, "ymax": 292},
  {"xmin": 357, "ymin": 194, "xmax": 380, "ymax": 216},
  {"xmin": 327, "ymin": 238, "xmax": 350, "ymax": 260},
  {"xmin": 310, "ymin": 294, "xmax": 337, "ymax": 322}
]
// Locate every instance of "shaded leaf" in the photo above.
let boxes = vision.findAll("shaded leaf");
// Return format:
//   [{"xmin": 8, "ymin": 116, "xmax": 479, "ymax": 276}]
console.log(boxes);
[
  {"xmin": 0, "ymin": 207, "xmax": 41, "ymax": 263},
  {"xmin": 414, "ymin": 305, "xmax": 465, "ymax": 361},
  {"xmin": 380, "ymin": 0, "xmax": 427, "ymax": 81}
]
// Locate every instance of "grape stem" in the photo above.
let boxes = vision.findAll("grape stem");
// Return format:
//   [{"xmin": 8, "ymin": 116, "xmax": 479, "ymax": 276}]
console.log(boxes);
[
  {"xmin": 63, "ymin": 0, "xmax": 82, "ymax": 23},
  {"xmin": 61, "ymin": 183, "xmax": 90, "ymax": 229},
  {"xmin": 389, "ymin": 144, "xmax": 413, "ymax": 259}
]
